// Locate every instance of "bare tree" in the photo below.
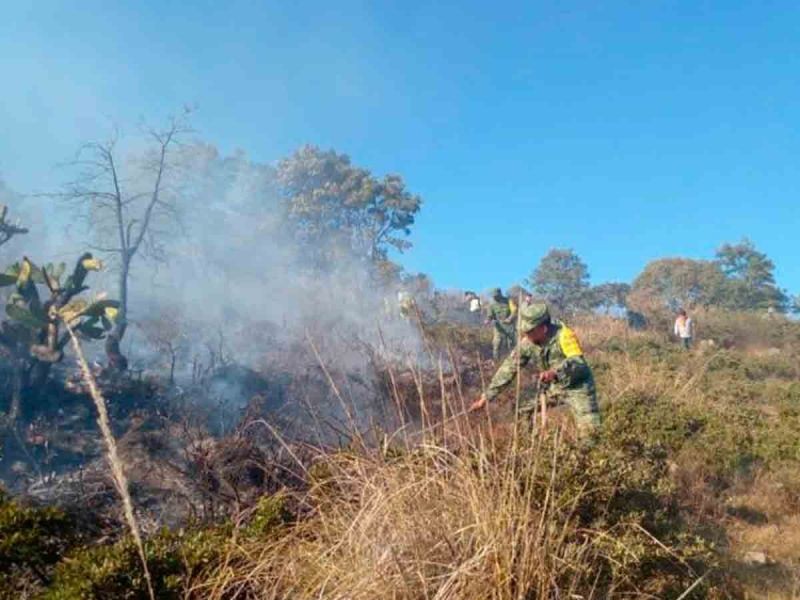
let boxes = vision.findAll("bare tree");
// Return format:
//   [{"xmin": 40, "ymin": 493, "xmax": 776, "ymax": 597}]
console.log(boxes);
[
  {"xmin": 58, "ymin": 112, "xmax": 192, "ymax": 371},
  {"xmin": 137, "ymin": 306, "xmax": 189, "ymax": 385}
]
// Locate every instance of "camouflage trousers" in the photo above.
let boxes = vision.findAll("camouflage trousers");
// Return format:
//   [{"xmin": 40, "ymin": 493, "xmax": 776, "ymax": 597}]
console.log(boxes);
[
  {"xmin": 517, "ymin": 382, "xmax": 601, "ymax": 440},
  {"xmin": 492, "ymin": 325, "xmax": 516, "ymax": 360}
]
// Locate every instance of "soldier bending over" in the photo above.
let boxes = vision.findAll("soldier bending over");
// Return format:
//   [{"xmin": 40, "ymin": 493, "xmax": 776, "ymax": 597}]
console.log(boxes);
[{"xmin": 470, "ymin": 303, "xmax": 601, "ymax": 440}]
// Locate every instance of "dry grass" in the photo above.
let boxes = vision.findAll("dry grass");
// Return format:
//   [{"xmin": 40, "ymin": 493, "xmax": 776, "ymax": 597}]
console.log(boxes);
[
  {"xmin": 64, "ymin": 321, "xmax": 156, "ymax": 600},
  {"xmin": 196, "ymin": 442, "xmax": 701, "ymax": 598},
  {"xmin": 111, "ymin": 315, "xmax": 800, "ymax": 598},
  {"xmin": 569, "ymin": 313, "xmax": 637, "ymax": 351},
  {"xmin": 191, "ymin": 315, "xmax": 782, "ymax": 599},
  {"xmin": 194, "ymin": 398, "xmax": 713, "ymax": 600}
]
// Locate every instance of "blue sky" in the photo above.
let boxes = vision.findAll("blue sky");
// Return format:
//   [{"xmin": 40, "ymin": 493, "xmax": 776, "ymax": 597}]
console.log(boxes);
[{"xmin": 1, "ymin": 1, "xmax": 798, "ymax": 295}]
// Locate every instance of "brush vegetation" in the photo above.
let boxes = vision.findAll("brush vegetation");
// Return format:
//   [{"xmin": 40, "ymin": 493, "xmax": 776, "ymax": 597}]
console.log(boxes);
[{"xmin": 1, "ymin": 309, "xmax": 799, "ymax": 599}]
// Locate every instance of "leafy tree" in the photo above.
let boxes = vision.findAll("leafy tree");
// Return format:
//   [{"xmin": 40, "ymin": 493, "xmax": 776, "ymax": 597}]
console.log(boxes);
[
  {"xmin": 373, "ymin": 259, "xmax": 406, "ymax": 288},
  {"xmin": 714, "ymin": 238, "xmax": 788, "ymax": 311},
  {"xmin": 276, "ymin": 145, "xmax": 422, "ymax": 272},
  {"xmin": 528, "ymin": 248, "xmax": 591, "ymax": 312},
  {"xmin": 628, "ymin": 258, "xmax": 726, "ymax": 313},
  {"xmin": 58, "ymin": 112, "xmax": 192, "ymax": 371},
  {"xmin": 590, "ymin": 282, "xmax": 631, "ymax": 313}
]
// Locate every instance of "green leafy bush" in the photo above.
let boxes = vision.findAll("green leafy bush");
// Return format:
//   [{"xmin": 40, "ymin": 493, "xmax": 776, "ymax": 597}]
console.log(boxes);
[
  {"xmin": 0, "ymin": 488, "xmax": 77, "ymax": 595},
  {"xmin": 43, "ymin": 528, "xmax": 226, "ymax": 600},
  {"xmin": 41, "ymin": 492, "xmax": 289, "ymax": 600},
  {"xmin": 243, "ymin": 493, "xmax": 291, "ymax": 538}
]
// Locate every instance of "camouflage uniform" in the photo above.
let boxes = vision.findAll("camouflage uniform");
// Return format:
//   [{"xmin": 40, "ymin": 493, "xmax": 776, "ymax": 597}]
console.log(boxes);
[
  {"xmin": 488, "ymin": 289, "xmax": 516, "ymax": 360},
  {"xmin": 484, "ymin": 304, "xmax": 601, "ymax": 439}
]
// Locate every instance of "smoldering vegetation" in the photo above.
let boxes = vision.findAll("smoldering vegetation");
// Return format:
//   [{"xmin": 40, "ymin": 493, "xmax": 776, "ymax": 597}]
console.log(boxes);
[
  {"xmin": 121, "ymin": 143, "xmax": 428, "ymax": 432},
  {"xmin": 0, "ymin": 131, "xmax": 430, "ymax": 517}
]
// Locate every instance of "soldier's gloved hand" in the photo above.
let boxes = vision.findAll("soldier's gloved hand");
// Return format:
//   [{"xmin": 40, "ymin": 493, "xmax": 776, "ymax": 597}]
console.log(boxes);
[
  {"xmin": 538, "ymin": 370, "xmax": 557, "ymax": 384},
  {"xmin": 469, "ymin": 394, "xmax": 487, "ymax": 412}
]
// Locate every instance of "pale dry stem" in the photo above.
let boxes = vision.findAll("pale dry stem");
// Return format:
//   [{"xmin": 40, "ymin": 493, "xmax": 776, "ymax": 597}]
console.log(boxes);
[{"xmin": 64, "ymin": 321, "xmax": 155, "ymax": 600}]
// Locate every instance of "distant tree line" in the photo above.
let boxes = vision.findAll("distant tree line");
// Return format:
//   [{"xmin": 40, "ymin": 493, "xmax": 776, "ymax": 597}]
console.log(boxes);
[{"xmin": 527, "ymin": 240, "xmax": 797, "ymax": 317}]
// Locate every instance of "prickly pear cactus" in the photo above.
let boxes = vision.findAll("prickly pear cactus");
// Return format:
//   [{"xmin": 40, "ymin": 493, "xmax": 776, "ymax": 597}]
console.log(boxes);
[{"xmin": 0, "ymin": 253, "xmax": 119, "ymax": 373}]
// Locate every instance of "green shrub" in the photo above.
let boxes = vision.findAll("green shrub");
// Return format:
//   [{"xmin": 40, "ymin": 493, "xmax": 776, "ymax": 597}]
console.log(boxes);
[
  {"xmin": 689, "ymin": 405, "xmax": 757, "ymax": 475},
  {"xmin": 602, "ymin": 390, "xmax": 761, "ymax": 482},
  {"xmin": 0, "ymin": 488, "xmax": 77, "ymax": 595},
  {"xmin": 704, "ymin": 350, "xmax": 745, "ymax": 374},
  {"xmin": 744, "ymin": 354, "xmax": 799, "ymax": 381},
  {"xmin": 43, "ymin": 528, "xmax": 225, "ymax": 600},
  {"xmin": 752, "ymin": 405, "xmax": 800, "ymax": 464},
  {"xmin": 243, "ymin": 492, "xmax": 291, "ymax": 538},
  {"xmin": 601, "ymin": 391, "xmax": 700, "ymax": 454},
  {"xmin": 575, "ymin": 434, "xmax": 721, "ymax": 594},
  {"xmin": 42, "ymin": 492, "xmax": 289, "ymax": 600},
  {"xmin": 500, "ymin": 432, "xmax": 718, "ymax": 595}
]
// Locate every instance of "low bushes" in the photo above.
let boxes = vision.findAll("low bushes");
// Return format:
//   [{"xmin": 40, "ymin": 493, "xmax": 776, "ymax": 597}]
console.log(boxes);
[
  {"xmin": 0, "ymin": 489, "xmax": 78, "ymax": 596},
  {"xmin": 42, "ymin": 528, "xmax": 224, "ymax": 600}
]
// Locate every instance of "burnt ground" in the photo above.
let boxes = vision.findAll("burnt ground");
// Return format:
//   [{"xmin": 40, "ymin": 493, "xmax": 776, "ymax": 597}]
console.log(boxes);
[{"xmin": 0, "ymin": 332, "xmax": 491, "ymax": 534}]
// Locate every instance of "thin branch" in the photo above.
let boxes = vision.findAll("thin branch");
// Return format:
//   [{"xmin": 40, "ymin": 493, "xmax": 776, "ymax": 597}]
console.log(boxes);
[
  {"xmin": 125, "ymin": 220, "xmax": 137, "ymax": 249},
  {"xmin": 88, "ymin": 244, "xmax": 124, "ymax": 254},
  {"xmin": 108, "ymin": 151, "xmax": 128, "ymax": 255},
  {"xmin": 130, "ymin": 126, "xmax": 175, "ymax": 256}
]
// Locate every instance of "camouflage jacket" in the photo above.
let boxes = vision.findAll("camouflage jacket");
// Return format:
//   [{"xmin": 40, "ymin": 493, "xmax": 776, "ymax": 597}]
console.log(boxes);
[
  {"xmin": 485, "ymin": 320, "xmax": 593, "ymax": 401},
  {"xmin": 488, "ymin": 299, "xmax": 513, "ymax": 325}
]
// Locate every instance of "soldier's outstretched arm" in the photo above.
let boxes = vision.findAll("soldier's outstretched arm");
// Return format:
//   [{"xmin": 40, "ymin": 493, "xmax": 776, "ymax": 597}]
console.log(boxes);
[
  {"xmin": 471, "ymin": 345, "xmax": 530, "ymax": 412},
  {"xmin": 485, "ymin": 341, "xmax": 533, "ymax": 401}
]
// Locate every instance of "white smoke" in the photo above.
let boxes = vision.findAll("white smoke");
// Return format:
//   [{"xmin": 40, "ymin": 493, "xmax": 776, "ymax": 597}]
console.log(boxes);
[
  {"xmin": 123, "ymin": 143, "xmax": 424, "ymax": 369},
  {"xmin": 2, "ymin": 137, "xmax": 427, "ymax": 438}
]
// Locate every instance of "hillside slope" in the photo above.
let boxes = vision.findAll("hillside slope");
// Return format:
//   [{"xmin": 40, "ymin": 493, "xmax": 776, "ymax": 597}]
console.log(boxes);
[{"xmin": 2, "ymin": 311, "xmax": 799, "ymax": 598}]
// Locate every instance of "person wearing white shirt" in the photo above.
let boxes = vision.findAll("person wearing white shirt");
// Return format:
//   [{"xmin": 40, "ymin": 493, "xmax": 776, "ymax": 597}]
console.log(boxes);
[
  {"xmin": 673, "ymin": 309, "xmax": 694, "ymax": 350},
  {"xmin": 464, "ymin": 291, "xmax": 482, "ymax": 324}
]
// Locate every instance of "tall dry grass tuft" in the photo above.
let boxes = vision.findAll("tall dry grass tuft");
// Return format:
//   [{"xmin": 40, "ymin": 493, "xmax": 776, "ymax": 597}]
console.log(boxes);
[
  {"xmin": 570, "ymin": 313, "xmax": 635, "ymax": 351},
  {"xmin": 201, "ymin": 433, "xmax": 565, "ymax": 598},
  {"xmin": 195, "ymin": 422, "xmax": 709, "ymax": 599}
]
